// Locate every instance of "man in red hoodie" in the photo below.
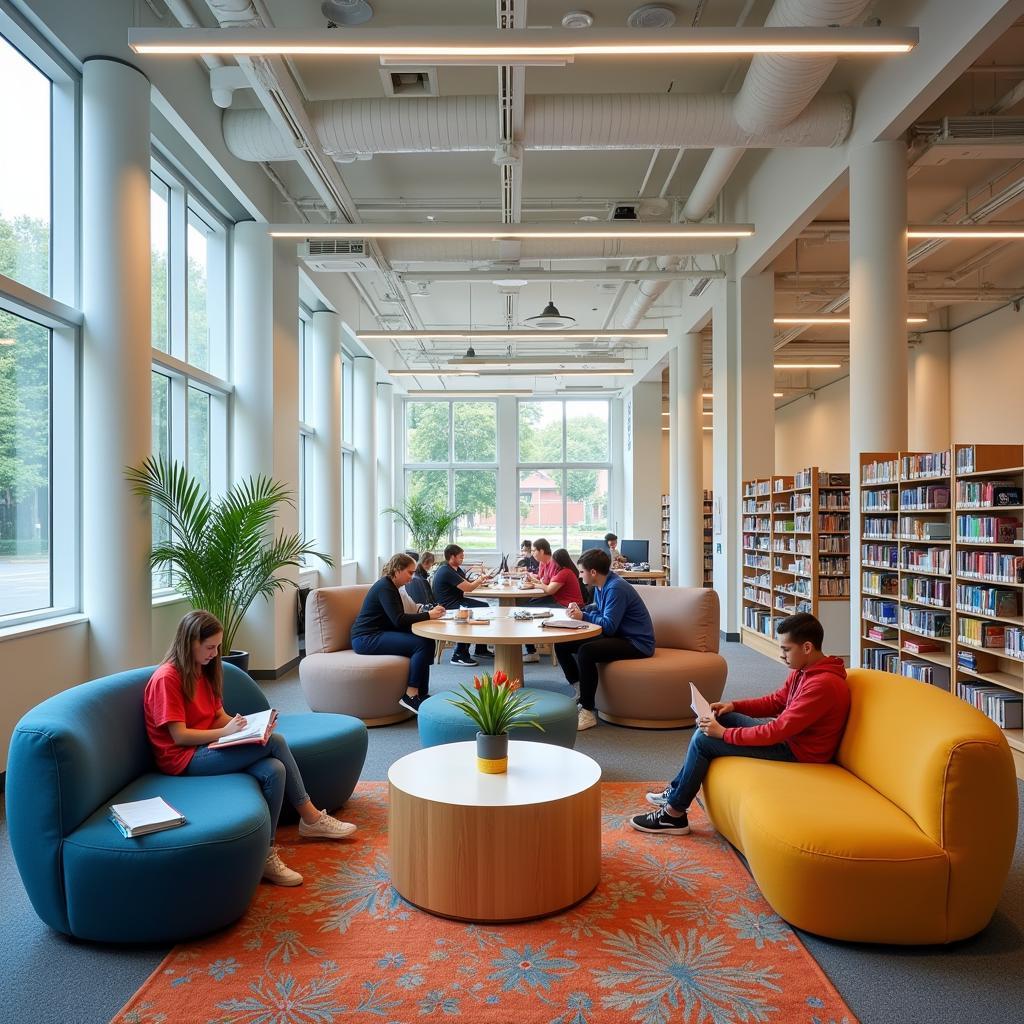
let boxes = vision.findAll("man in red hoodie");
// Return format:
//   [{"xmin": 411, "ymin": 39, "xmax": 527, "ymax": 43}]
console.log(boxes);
[{"xmin": 630, "ymin": 612, "xmax": 850, "ymax": 836}]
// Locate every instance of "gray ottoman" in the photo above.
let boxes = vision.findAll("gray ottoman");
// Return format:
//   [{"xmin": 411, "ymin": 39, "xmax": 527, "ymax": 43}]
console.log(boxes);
[{"xmin": 418, "ymin": 688, "xmax": 578, "ymax": 749}]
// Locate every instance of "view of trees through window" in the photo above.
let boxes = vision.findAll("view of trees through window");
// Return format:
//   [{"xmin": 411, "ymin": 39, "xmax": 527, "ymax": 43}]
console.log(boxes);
[{"xmin": 0, "ymin": 36, "xmax": 52, "ymax": 615}]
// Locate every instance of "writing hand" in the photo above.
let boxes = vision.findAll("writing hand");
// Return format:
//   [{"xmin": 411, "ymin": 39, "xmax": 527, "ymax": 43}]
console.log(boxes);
[
  {"xmin": 428, "ymin": 604, "xmax": 446, "ymax": 619},
  {"xmin": 223, "ymin": 713, "xmax": 247, "ymax": 736}
]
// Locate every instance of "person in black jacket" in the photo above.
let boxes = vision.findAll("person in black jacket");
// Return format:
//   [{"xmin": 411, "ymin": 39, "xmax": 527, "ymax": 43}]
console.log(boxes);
[{"xmin": 350, "ymin": 552, "xmax": 445, "ymax": 715}]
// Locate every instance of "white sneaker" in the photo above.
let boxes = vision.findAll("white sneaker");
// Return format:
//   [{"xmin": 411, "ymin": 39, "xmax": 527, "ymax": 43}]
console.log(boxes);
[
  {"xmin": 298, "ymin": 810, "xmax": 358, "ymax": 840},
  {"xmin": 523, "ymin": 652, "xmax": 540, "ymax": 664},
  {"xmin": 263, "ymin": 846, "xmax": 303, "ymax": 886},
  {"xmin": 577, "ymin": 708, "xmax": 598, "ymax": 731}
]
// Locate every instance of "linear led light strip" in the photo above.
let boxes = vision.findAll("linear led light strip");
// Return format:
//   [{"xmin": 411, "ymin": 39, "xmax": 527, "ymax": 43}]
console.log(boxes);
[
  {"xmin": 907, "ymin": 225, "xmax": 1024, "ymax": 239},
  {"xmin": 128, "ymin": 27, "xmax": 918, "ymax": 57},
  {"xmin": 774, "ymin": 362, "xmax": 842, "ymax": 369},
  {"xmin": 407, "ymin": 389, "xmax": 533, "ymax": 397},
  {"xmin": 774, "ymin": 317, "xmax": 928, "ymax": 325},
  {"xmin": 274, "ymin": 224, "xmax": 753, "ymax": 240},
  {"xmin": 358, "ymin": 330, "xmax": 668, "ymax": 341}
]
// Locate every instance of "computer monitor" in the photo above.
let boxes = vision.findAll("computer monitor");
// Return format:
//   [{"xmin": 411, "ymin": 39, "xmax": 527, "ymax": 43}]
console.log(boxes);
[
  {"xmin": 620, "ymin": 539, "xmax": 650, "ymax": 565},
  {"xmin": 579, "ymin": 538, "xmax": 610, "ymax": 555}
]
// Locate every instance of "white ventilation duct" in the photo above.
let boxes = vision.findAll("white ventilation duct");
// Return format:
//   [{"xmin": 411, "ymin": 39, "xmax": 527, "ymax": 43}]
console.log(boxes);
[
  {"xmin": 223, "ymin": 92, "xmax": 852, "ymax": 162},
  {"xmin": 683, "ymin": 0, "xmax": 874, "ymax": 221}
]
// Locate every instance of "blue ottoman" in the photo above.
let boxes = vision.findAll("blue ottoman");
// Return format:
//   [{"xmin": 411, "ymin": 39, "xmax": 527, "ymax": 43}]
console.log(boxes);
[{"xmin": 418, "ymin": 688, "xmax": 578, "ymax": 749}]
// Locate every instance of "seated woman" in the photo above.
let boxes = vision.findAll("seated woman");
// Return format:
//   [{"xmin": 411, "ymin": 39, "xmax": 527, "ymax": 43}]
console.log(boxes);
[
  {"xmin": 144, "ymin": 610, "xmax": 356, "ymax": 889},
  {"xmin": 350, "ymin": 552, "xmax": 445, "ymax": 715},
  {"xmin": 406, "ymin": 550, "xmax": 436, "ymax": 605},
  {"xmin": 530, "ymin": 547, "xmax": 585, "ymax": 609}
]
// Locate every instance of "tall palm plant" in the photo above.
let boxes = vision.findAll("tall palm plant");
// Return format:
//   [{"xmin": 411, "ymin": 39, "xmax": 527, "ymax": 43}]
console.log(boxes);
[
  {"xmin": 384, "ymin": 495, "xmax": 467, "ymax": 553},
  {"xmin": 127, "ymin": 456, "xmax": 333, "ymax": 655}
]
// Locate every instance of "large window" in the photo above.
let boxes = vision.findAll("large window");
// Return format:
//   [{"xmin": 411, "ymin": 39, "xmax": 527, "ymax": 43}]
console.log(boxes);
[
  {"xmin": 341, "ymin": 352, "xmax": 355, "ymax": 559},
  {"xmin": 298, "ymin": 313, "xmax": 314, "ymax": 550},
  {"xmin": 403, "ymin": 400, "xmax": 498, "ymax": 552},
  {"xmin": 149, "ymin": 165, "xmax": 230, "ymax": 592},
  {"xmin": 518, "ymin": 400, "xmax": 611, "ymax": 552},
  {"xmin": 0, "ymin": 21, "xmax": 77, "ymax": 624}
]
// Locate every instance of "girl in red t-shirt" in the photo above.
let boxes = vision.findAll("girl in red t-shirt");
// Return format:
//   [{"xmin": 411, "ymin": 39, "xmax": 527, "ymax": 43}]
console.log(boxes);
[{"xmin": 144, "ymin": 610, "xmax": 357, "ymax": 887}]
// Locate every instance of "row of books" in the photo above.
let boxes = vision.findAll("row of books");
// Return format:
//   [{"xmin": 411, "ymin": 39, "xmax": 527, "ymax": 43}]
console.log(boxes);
[
  {"xmin": 1004, "ymin": 627, "xmax": 1023, "ymax": 661},
  {"xmin": 899, "ymin": 518, "xmax": 951, "ymax": 541},
  {"xmin": 862, "ymin": 458, "xmax": 900, "ymax": 484},
  {"xmin": 742, "ymin": 517, "xmax": 771, "ymax": 532},
  {"xmin": 862, "ymin": 543, "xmax": 898, "ymax": 568},
  {"xmin": 903, "ymin": 451, "xmax": 951, "ymax": 479},
  {"xmin": 862, "ymin": 648, "xmax": 899, "ymax": 671},
  {"xmin": 863, "ymin": 570, "xmax": 898, "ymax": 596},
  {"xmin": 863, "ymin": 518, "xmax": 897, "ymax": 540},
  {"xmin": 902, "ymin": 660, "xmax": 950, "ymax": 690},
  {"xmin": 863, "ymin": 598, "xmax": 898, "ymax": 625},
  {"xmin": 901, "ymin": 577, "xmax": 950, "ymax": 607},
  {"xmin": 958, "ymin": 618, "xmax": 1005, "ymax": 649},
  {"xmin": 954, "ymin": 584, "xmax": 1021, "ymax": 619},
  {"xmin": 817, "ymin": 491, "xmax": 851, "ymax": 509},
  {"xmin": 794, "ymin": 468, "xmax": 850, "ymax": 489},
  {"xmin": 955, "ymin": 551, "xmax": 1024, "ymax": 583},
  {"xmin": 820, "ymin": 556, "xmax": 850, "ymax": 575},
  {"xmin": 818, "ymin": 513, "xmax": 849, "ymax": 532},
  {"xmin": 956, "ymin": 682, "xmax": 1023, "ymax": 729},
  {"xmin": 862, "ymin": 489, "xmax": 897, "ymax": 512},
  {"xmin": 955, "ymin": 446, "xmax": 979, "ymax": 474},
  {"xmin": 956, "ymin": 515, "xmax": 1021, "ymax": 544},
  {"xmin": 744, "ymin": 553, "xmax": 770, "ymax": 570},
  {"xmin": 819, "ymin": 577, "xmax": 850, "ymax": 597},
  {"xmin": 901, "ymin": 547, "xmax": 951, "ymax": 574},
  {"xmin": 900, "ymin": 607, "xmax": 950, "ymax": 638},
  {"xmin": 778, "ymin": 578, "xmax": 812, "ymax": 598},
  {"xmin": 743, "ymin": 586, "xmax": 772, "ymax": 606},
  {"xmin": 773, "ymin": 537, "xmax": 811, "ymax": 554},
  {"xmin": 743, "ymin": 606, "xmax": 775, "ymax": 636},
  {"xmin": 743, "ymin": 534, "xmax": 770, "ymax": 551},
  {"xmin": 955, "ymin": 480, "xmax": 1022, "ymax": 509},
  {"xmin": 867, "ymin": 624, "xmax": 897, "ymax": 642},
  {"xmin": 900, "ymin": 485, "xmax": 950, "ymax": 510},
  {"xmin": 819, "ymin": 535, "xmax": 850, "ymax": 554}
]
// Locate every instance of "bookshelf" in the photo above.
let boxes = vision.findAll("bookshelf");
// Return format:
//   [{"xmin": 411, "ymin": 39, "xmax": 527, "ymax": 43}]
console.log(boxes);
[
  {"xmin": 661, "ymin": 489, "xmax": 713, "ymax": 588},
  {"xmin": 704, "ymin": 489, "xmax": 714, "ymax": 588},
  {"xmin": 741, "ymin": 468, "xmax": 851, "ymax": 659},
  {"xmin": 858, "ymin": 445, "xmax": 1024, "ymax": 778}
]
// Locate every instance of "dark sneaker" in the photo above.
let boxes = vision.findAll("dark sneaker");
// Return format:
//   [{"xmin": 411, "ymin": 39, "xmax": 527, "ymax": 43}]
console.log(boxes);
[
  {"xmin": 629, "ymin": 808, "xmax": 690, "ymax": 835},
  {"xmin": 645, "ymin": 787, "xmax": 671, "ymax": 808},
  {"xmin": 474, "ymin": 648, "xmax": 493, "ymax": 659},
  {"xmin": 451, "ymin": 654, "xmax": 479, "ymax": 667},
  {"xmin": 399, "ymin": 693, "xmax": 424, "ymax": 714}
]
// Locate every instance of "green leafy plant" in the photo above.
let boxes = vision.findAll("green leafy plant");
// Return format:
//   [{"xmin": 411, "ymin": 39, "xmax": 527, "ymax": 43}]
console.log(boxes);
[
  {"xmin": 126, "ymin": 455, "xmax": 333, "ymax": 654},
  {"xmin": 384, "ymin": 494, "xmax": 467, "ymax": 553},
  {"xmin": 448, "ymin": 670, "xmax": 545, "ymax": 736}
]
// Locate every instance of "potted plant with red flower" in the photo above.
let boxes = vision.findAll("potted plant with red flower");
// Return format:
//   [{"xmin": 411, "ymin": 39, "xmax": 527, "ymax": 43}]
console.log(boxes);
[{"xmin": 448, "ymin": 669, "xmax": 544, "ymax": 773}]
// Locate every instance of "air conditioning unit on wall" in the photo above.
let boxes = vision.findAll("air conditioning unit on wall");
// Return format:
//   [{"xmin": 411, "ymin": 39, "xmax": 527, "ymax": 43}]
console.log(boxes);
[{"xmin": 299, "ymin": 239, "xmax": 381, "ymax": 272}]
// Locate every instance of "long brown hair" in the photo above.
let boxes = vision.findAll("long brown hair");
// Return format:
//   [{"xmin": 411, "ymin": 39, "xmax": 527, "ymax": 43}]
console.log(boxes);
[
  {"xmin": 553, "ymin": 548, "xmax": 579, "ymax": 575},
  {"xmin": 382, "ymin": 552, "xmax": 415, "ymax": 579},
  {"xmin": 164, "ymin": 610, "xmax": 224, "ymax": 702}
]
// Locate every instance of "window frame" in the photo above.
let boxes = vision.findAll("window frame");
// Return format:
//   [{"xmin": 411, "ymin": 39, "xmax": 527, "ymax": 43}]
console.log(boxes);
[
  {"xmin": 341, "ymin": 350, "xmax": 355, "ymax": 559},
  {"xmin": 297, "ymin": 309, "xmax": 315, "ymax": 554},
  {"xmin": 0, "ymin": 11, "xmax": 80, "ymax": 627}
]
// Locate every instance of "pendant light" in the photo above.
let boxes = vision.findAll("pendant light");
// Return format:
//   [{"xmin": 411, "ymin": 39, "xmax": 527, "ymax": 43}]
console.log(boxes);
[{"xmin": 523, "ymin": 264, "xmax": 576, "ymax": 329}]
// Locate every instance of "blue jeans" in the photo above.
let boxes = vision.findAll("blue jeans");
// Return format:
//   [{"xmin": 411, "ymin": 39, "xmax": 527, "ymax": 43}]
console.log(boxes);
[
  {"xmin": 666, "ymin": 712, "xmax": 797, "ymax": 812},
  {"xmin": 185, "ymin": 732, "xmax": 309, "ymax": 840},
  {"xmin": 351, "ymin": 630, "xmax": 436, "ymax": 694},
  {"xmin": 524, "ymin": 596, "xmax": 559, "ymax": 653},
  {"xmin": 444, "ymin": 597, "xmax": 489, "ymax": 658}
]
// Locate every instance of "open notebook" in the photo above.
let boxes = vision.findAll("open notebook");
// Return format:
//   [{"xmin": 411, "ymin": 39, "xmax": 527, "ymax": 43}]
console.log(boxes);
[{"xmin": 209, "ymin": 708, "xmax": 278, "ymax": 749}]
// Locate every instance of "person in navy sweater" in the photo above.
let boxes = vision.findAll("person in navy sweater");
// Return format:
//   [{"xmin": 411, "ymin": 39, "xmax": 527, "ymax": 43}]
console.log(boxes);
[
  {"xmin": 557, "ymin": 547, "xmax": 656, "ymax": 731},
  {"xmin": 631, "ymin": 612, "xmax": 851, "ymax": 835},
  {"xmin": 350, "ymin": 552, "xmax": 445, "ymax": 715}
]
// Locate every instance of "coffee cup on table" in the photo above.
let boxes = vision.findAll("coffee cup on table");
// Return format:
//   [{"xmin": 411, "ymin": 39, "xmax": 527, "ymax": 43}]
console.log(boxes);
[{"xmin": 456, "ymin": 608, "xmax": 471, "ymax": 621}]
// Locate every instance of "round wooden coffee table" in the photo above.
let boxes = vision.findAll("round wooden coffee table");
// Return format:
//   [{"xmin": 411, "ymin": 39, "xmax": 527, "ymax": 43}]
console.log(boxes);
[
  {"xmin": 388, "ymin": 741, "xmax": 602, "ymax": 922},
  {"xmin": 412, "ymin": 608, "xmax": 601, "ymax": 680},
  {"xmin": 472, "ymin": 582, "xmax": 546, "ymax": 606}
]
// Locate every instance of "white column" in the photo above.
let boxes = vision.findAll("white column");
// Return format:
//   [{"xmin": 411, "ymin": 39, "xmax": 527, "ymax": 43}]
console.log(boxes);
[
  {"xmin": 623, "ymin": 381, "xmax": 663, "ymax": 565},
  {"xmin": 908, "ymin": 311, "xmax": 950, "ymax": 451},
  {"xmin": 713, "ymin": 273, "xmax": 775, "ymax": 636},
  {"xmin": 81, "ymin": 59, "xmax": 152, "ymax": 675},
  {"xmin": 670, "ymin": 328, "xmax": 705, "ymax": 587},
  {"xmin": 232, "ymin": 224, "xmax": 301, "ymax": 670},
  {"xmin": 376, "ymin": 381, "xmax": 395, "ymax": 560},
  {"xmin": 849, "ymin": 139, "xmax": 908, "ymax": 659},
  {"xmin": 310, "ymin": 310, "xmax": 342, "ymax": 586},
  {"xmin": 353, "ymin": 356, "xmax": 378, "ymax": 581},
  {"xmin": 496, "ymin": 395, "xmax": 519, "ymax": 555}
]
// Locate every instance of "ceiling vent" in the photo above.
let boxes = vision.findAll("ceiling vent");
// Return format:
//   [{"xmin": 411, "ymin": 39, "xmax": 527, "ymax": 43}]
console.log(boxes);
[
  {"xmin": 299, "ymin": 239, "xmax": 381, "ymax": 273},
  {"xmin": 627, "ymin": 5, "xmax": 677, "ymax": 29},
  {"xmin": 379, "ymin": 66, "xmax": 439, "ymax": 98},
  {"xmin": 321, "ymin": 1, "xmax": 373, "ymax": 26}
]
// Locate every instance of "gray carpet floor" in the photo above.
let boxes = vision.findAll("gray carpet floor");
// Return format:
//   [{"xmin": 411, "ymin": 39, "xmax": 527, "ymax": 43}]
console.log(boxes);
[{"xmin": 1, "ymin": 640, "xmax": 1021, "ymax": 1024}]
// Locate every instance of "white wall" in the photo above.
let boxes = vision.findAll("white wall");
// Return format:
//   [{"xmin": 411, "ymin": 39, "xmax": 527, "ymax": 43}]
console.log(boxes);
[
  {"xmin": 775, "ymin": 378, "xmax": 852, "ymax": 474},
  {"xmin": 949, "ymin": 303, "xmax": 1024, "ymax": 442}
]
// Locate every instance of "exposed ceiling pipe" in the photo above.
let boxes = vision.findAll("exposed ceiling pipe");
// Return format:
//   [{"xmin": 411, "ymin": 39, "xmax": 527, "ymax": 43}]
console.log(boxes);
[
  {"xmin": 682, "ymin": 0, "xmax": 872, "ymax": 222},
  {"xmin": 222, "ymin": 92, "xmax": 852, "ymax": 162},
  {"xmin": 399, "ymin": 270, "xmax": 726, "ymax": 283}
]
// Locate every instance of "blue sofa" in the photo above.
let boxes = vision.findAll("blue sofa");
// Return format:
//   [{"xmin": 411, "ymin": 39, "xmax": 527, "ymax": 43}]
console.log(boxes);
[{"xmin": 6, "ymin": 663, "xmax": 367, "ymax": 944}]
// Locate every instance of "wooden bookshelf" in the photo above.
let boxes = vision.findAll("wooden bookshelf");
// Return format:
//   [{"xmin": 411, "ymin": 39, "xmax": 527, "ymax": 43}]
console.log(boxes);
[
  {"xmin": 858, "ymin": 445, "xmax": 1024, "ymax": 779},
  {"xmin": 741, "ymin": 468, "xmax": 850, "ymax": 659},
  {"xmin": 662, "ymin": 489, "xmax": 713, "ymax": 588}
]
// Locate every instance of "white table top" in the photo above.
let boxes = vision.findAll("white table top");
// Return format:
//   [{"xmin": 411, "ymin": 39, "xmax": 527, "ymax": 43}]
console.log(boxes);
[
  {"xmin": 473, "ymin": 583, "xmax": 546, "ymax": 599},
  {"xmin": 387, "ymin": 741, "xmax": 601, "ymax": 807}
]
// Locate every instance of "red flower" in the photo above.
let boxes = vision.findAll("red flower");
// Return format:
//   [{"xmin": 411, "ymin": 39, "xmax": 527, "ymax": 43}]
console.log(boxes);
[
  {"xmin": 474, "ymin": 676, "xmax": 482, "ymax": 690},
  {"xmin": 494, "ymin": 669, "xmax": 508, "ymax": 685}
]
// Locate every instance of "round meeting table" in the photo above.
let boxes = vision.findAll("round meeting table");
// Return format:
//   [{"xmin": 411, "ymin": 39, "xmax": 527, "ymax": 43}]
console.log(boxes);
[
  {"xmin": 412, "ymin": 607, "xmax": 600, "ymax": 681},
  {"xmin": 471, "ymin": 580, "xmax": 546, "ymax": 606}
]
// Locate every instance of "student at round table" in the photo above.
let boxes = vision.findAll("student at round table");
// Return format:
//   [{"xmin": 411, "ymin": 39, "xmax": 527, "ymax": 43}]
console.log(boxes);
[
  {"xmin": 144, "ymin": 610, "xmax": 357, "ymax": 888},
  {"xmin": 350, "ymin": 552, "xmax": 446, "ymax": 715},
  {"xmin": 431, "ymin": 543, "xmax": 493, "ymax": 667},
  {"xmin": 516, "ymin": 539, "xmax": 539, "ymax": 574},
  {"xmin": 604, "ymin": 532, "xmax": 628, "ymax": 567},
  {"xmin": 528, "ymin": 547, "xmax": 584, "ymax": 610}
]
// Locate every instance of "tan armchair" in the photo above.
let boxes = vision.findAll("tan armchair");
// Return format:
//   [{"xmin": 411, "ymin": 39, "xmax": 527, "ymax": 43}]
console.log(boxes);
[
  {"xmin": 596, "ymin": 585, "xmax": 727, "ymax": 728},
  {"xmin": 300, "ymin": 585, "xmax": 413, "ymax": 726}
]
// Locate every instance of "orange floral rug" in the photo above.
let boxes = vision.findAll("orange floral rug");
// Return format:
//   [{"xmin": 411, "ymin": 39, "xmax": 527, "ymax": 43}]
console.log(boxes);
[{"xmin": 113, "ymin": 782, "xmax": 857, "ymax": 1024}]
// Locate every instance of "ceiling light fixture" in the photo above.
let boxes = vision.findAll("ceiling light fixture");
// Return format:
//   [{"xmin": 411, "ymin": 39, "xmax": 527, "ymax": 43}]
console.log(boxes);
[
  {"xmin": 773, "ymin": 316, "xmax": 927, "ymax": 325},
  {"xmin": 356, "ymin": 329, "xmax": 668, "ymax": 341},
  {"xmin": 469, "ymin": 368, "xmax": 635, "ymax": 377},
  {"xmin": 406, "ymin": 389, "xmax": 532, "ymax": 397},
  {"xmin": 450, "ymin": 356, "xmax": 626, "ymax": 367},
  {"xmin": 388, "ymin": 370, "xmax": 480, "ymax": 377},
  {"xmin": 774, "ymin": 362, "xmax": 842, "ymax": 369},
  {"xmin": 907, "ymin": 225, "xmax": 1024, "ymax": 239},
  {"xmin": 773, "ymin": 392, "xmax": 784, "ymax": 398},
  {"xmin": 524, "ymin": 269, "xmax": 576, "ymax": 329},
  {"xmin": 129, "ymin": 26, "xmax": 918, "ymax": 58},
  {"xmin": 270, "ymin": 223, "xmax": 753, "ymax": 240}
]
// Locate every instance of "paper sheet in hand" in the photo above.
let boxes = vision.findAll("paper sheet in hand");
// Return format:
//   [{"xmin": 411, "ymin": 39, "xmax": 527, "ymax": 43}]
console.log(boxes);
[
  {"xmin": 690, "ymin": 682, "xmax": 713, "ymax": 720},
  {"xmin": 209, "ymin": 708, "xmax": 278, "ymax": 748}
]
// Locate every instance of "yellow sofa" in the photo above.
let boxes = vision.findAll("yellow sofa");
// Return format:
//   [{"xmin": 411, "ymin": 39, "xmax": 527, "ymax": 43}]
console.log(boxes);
[{"xmin": 702, "ymin": 668, "xmax": 1018, "ymax": 944}]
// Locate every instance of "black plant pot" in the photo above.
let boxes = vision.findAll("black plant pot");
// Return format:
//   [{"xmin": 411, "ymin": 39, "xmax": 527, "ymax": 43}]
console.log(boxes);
[{"xmin": 222, "ymin": 650, "xmax": 251, "ymax": 675}]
